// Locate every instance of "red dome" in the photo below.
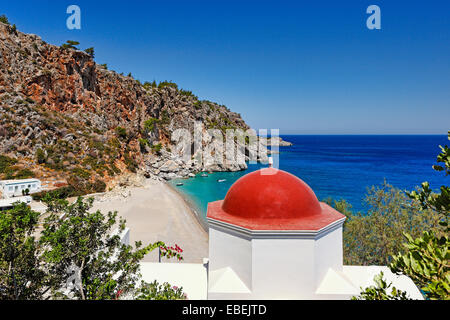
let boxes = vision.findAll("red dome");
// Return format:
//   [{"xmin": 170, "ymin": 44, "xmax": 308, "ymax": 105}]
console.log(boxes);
[
  {"xmin": 222, "ymin": 168, "xmax": 321, "ymax": 219},
  {"xmin": 207, "ymin": 168, "xmax": 345, "ymax": 231}
]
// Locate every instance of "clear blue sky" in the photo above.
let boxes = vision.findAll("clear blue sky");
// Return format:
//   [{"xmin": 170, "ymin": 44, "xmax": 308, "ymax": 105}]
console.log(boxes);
[{"xmin": 3, "ymin": 0, "xmax": 450, "ymax": 134}]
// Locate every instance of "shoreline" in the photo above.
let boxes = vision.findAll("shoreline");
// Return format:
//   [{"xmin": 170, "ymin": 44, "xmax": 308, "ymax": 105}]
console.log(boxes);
[
  {"xmin": 90, "ymin": 178, "xmax": 209, "ymax": 263},
  {"xmin": 165, "ymin": 181, "xmax": 209, "ymax": 233}
]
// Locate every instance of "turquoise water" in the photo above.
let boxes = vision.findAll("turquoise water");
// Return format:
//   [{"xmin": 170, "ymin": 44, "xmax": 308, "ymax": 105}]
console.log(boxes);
[{"xmin": 170, "ymin": 135, "xmax": 449, "ymax": 220}]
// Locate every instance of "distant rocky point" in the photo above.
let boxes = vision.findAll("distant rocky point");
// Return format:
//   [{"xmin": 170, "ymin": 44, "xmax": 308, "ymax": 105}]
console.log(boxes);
[{"xmin": 260, "ymin": 136, "xmax": 293, "ymax": 147}]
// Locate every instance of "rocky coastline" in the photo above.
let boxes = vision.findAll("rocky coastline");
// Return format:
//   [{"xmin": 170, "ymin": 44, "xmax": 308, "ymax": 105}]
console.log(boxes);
[{"xmin": 0, "ymin": 21, "xmax": 291, "ymax": 188}]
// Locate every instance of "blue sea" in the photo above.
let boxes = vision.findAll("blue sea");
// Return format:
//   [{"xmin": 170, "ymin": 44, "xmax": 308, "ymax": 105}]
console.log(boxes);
[{"xmin": 170, "ymin": 135, "xmax": 449, "ymax": 220}]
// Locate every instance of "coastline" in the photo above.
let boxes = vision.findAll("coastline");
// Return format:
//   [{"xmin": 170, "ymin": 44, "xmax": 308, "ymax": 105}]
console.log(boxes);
[
  {"xmin": 90, "ymin": 178, "xmax": 209, "ymax": 263},
  {"xmin": 165, "ymin": 181, "xmax": 209, "ymax": 232}
]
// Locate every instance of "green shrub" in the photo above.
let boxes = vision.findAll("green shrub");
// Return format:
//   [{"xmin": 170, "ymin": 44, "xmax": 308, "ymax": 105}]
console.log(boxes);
[
  {"xmin": 32, "ymin": 186, "xmax": 77, "ymax": 201},
  {"xmin": 151, "ymin": 143, "xmax": 162, "ymax": 155},
  {"xmin": 71, "ymin": 167, "xmax": 91, "ymax": 180},
  {"xmin": 325, "ymin": 181, "xmax": 442, "ymax": 266},
  {"xmin": 180, "ymin": 89, "xmax": 198, "ymax": 99},
  {"xmin": 0, "ymin": 155, "xmax": 17, "ymax": 174},
  {"xmin": 92, "ymin": 179, "xmax": 106, "ymax": 193},
  {"xmin": 0, "ymin": 14, "xmax": 10, "ymax": 25},
  {"xmin": 136, "ymin": 280, "xmax": 187, "ymax": 300},
  {"xmin": 143, "ymin": 118, "xmax": 159, "ymax": 133},
  {"xmin": 108, "ymin": 137, "xmax": 121, "ymax": 150},
  {"xmin": 14, "ymin": 169, "xmax": 35, "ymax": 179},
  {"xmin": 66, "ymin": 175, "xmax": 107, "ymax": 196},
  {"xmin": 143, "ymin": 81, "xmax": 157, "ymax": 90},
  {"xmin": 61, "ymin": 40, "xmax": 80, "ymax": 50},
  {"xmin": 115, "ymin": 127, "xmax": 127, "ymax": 139},
  {"xmin": 139, "ymin": 138, "xmax": 149, "ymax": 151},
  {"xmin": 25, "ymin": 97, "xmax": 35, "ymax": 104},
  {"xmin": 84, "ymin": 47, "xmax": 94, "ymax": 58},
  {"xmin": 157, "ymin": 81, "xmax": 178, "ymax": 90},
  {"xmin": 352, "ymin": 272, "xmax": 410, "ymax": 300},
  {"xmin": 160, "ymin": 110, "xmax": 170, "ymax": 125},
  {"xmin": 193, "ymin": 101, "xmax": 202, "ymax": 110},
  {"xmin": 123, "ymin": 152, "xmax": 138, "ymax": 173},
  {"xmin": 36, "ymin": 148, "xmax": 46, "ymax": 164}
]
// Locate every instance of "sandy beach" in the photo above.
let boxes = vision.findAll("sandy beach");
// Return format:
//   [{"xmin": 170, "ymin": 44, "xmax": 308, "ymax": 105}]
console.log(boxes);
[{"xmin": 90, "ymin": 179, "xmax": 209, "ymax": 263}]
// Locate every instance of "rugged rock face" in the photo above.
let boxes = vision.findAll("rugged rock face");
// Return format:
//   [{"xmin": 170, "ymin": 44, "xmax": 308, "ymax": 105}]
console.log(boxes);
[{"xmin": 0, "ymin": 22, "xmax": 280, "ymax": 189}]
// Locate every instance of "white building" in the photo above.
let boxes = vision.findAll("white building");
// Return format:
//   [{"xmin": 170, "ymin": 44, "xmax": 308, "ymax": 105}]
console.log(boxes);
[
  {"xmin": 0, "ymin": 178, "xmax": 42, "ymax": 198},
  {"xmin": 138, "ymin": 167, "xmax": 423, "ymax": 300},
  {"xmin": 0, "ymin": 196, "xmax": 32, "ymax": 211}
]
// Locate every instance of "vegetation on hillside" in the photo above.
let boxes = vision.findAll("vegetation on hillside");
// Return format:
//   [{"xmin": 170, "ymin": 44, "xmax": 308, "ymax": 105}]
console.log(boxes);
[
  {"xmin": 0, "ymin": 14, "xmax": 9, "ymax": 25},
  {"xmin": 61, "ymin": 40, "xmax": 80, "ymax": 50},
  {"xmin": 0, "ymin": 155, "xmax": 35, "ymax": 180}
]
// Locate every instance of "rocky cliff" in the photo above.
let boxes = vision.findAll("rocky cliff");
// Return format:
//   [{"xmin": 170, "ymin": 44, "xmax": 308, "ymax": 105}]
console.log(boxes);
[{"xmin": 0, "ymin": 22, "xmax": 281, "ymax": 192}]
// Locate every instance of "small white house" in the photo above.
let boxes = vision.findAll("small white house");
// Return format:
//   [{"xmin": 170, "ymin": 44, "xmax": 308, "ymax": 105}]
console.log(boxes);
[
  {"xmin": 0, "ymin": 196, "xmax": 32, "ymax": 211},
  {"xmin": 0, "ymin": 178, "xmax": 42, "ymax": 198}
]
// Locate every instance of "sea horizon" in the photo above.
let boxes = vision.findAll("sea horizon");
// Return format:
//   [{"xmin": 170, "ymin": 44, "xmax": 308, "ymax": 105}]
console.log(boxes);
[{"xmin": 171, "ymin": 134, "xmax": 449, "ymax": 220}]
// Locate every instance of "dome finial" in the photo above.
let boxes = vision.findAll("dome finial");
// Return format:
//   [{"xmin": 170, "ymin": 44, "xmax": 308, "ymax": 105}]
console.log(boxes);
[{"xmin": 268, "ymin": 157, "xmax": 273, "ymax": 168}]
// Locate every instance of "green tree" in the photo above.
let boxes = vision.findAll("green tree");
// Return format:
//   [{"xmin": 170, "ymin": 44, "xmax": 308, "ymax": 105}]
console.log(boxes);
[
  {"xmin": 139, "ymin": 138, "xmax": 149, "ymax": 152},
  {"xmin": 0, "ymin": 14, "xmax": 10, "ymax": 25},
  {"xmin": 143, "ymin": 81, "xmax": 157, "ymax": 90},
  {"xmin": 352, "ymin": 272, "xmax": 410, "ymax": 300},
  {"xmin": 0, "ymin": 155, "xmax": 17, "ymax": 175},
  {"xmin": 158, "ymin": 80, "xmax": 178, "ymax": 90},
  {"xmin": 389, "ymin": 132, "xmax": 450, "ymax": 300},
  {"xmin": 36, "ymin": 148, "xmax": 46, "ymax": 164},
  {"xmin": 39, "ymin": 196, "xmax": 183, "ymax": 299},
  {"xmin": 0, "ymin": 203, "xmax": 48, "ymax": 299},
  {"xmin": 84, "ymin": 47, "xmax": 94, "ymax": 58},
  {"xmin": 151, "ymin": 143, "xmax": 162, "ymax": 155},
  {"xmin": 61, "ymin": 40, "xmax": 80, "ymax": 50},
  {"xmin": 14, "ymin": 168, "xmax": 35, "ymax": 179},
  {"xmin": 390, "ymin": 232, "xmax": 449, "ymax": 299},
  {"xmin": 143, "ymin": 118, "xmax": 159, "ymax": 133},
  {"xmin": 333, "ymin": 182, "xmax": 441, "ymax": 266},
  {"xmin": 115, "ymin": 126, "xmax": 127, "ymax": 140}
]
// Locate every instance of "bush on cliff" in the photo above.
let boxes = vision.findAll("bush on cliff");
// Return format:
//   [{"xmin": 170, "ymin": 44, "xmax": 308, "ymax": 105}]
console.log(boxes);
[
  {"xmin": 0, "ymin": 14, "xmax": 10, "ymax": 25},
  {"xmin": 61, "ymin": 40, "xmax": 80, "ymax": 50},
  {"xmin": 84, "ymin": 47, "xmax": 94, "ymax": 58},
  {"xmin": 0, "ymin": 155, "xmax": 17, "ymax": 175},
  {"xmin": 143, "ymin": 118, "xmax": 159, "ymax": 133},
  {"xmin": 115, "ymin": 126, "xmax": 127, "ymax": 140},
  {"xmin": 157, "ymin": 81, "xmax": 178, "ymax": 90}
]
